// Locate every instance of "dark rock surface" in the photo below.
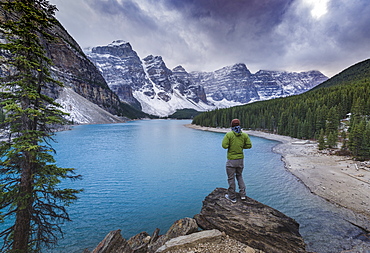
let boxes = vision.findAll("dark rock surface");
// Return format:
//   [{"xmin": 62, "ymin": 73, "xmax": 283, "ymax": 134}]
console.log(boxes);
[
  {"xmin": 194, "ymin": 188, "xmax": 306, "ymax": 253},
  {"xmin": 127, "ymin": 232, "xmax": 150, "ymax": 253},
  {"xmin": 45, "ymin": 23, "xmax": 126, "ymax": 117},
  {"xmin": 90, "ymin": 229, "xmax": 133, "ymax": 253}
]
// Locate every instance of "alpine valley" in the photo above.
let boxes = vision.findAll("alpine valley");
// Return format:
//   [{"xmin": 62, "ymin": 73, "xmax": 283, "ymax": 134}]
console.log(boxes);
[{"xmin": 86, "ymin": 40, "xmax": 328, "ymax": 117}]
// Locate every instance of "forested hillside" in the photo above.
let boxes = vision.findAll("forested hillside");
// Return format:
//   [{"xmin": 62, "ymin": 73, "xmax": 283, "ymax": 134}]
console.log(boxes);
[{"xmin": 192, "ymin": 59, "xmax": 370, "ymax": 160}]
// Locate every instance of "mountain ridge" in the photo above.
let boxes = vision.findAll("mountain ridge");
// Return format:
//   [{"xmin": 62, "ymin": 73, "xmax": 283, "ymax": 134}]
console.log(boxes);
[
  {"xmin": 86, "ymin": 40, "xmax": 328, "ymax": 117},
  {"xmin": 87, "ymin": 41, "xmax": 214, "ymax": 117}
]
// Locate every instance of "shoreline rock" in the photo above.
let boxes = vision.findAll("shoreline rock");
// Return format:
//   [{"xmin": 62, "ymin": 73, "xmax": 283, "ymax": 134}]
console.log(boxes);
[
  {"xmin": 194, "ymin": 188, "xmax": 306, "ymax": 253},
  {"xmin": 86, "ymin": 188, "xmax": 306, "ymax": 253}
]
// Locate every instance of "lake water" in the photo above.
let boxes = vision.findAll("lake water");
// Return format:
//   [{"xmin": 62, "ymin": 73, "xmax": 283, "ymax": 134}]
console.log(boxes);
[{"xmin": 1, "ymin": 119, "xmax": 367, "ymax": 252}]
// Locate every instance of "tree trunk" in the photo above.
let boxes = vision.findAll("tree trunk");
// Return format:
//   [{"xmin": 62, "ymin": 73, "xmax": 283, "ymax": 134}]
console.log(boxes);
[
  {"xmin": 13, "ymin": 98, "xmax": 35, "ymax": 252},
  {"xmin": 13, "ymin": 154, "xmax": 33, "ymax": 253}
]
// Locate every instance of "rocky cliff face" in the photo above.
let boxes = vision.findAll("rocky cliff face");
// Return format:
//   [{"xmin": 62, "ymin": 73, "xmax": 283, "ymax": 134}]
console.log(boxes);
[
  {"xmin": 86, "ymin": 40, "xmax": 144, "ymax": 109},
  {"xmin": 87, "ymin": 41, "xmax": 328, "ymax": 117},
  {"xmin": 87, "ymin": 41, "xmax": 213, "ymax": 117},
  {"xmin": 44, "ymin": 22, "xmax": 126, "ymax": 120}
]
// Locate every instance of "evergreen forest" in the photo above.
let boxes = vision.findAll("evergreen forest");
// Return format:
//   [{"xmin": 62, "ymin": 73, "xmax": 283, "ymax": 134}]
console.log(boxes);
[{"xmin": 192, "ymin": 59, "xmax": 370, "ymax": 160}]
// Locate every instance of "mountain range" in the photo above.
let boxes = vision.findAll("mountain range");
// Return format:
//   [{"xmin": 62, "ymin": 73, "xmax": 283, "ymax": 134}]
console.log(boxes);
[
  {"xmin": 85, "ymin": 41, "xmax": 213, "ymax": 117},
  {"xmin": 86, "ymin": 40, "xmax": 328, "ymax": 117},
  {"xmin": 0, "ymin": 12, "xmax": 328, "ymax": 122}
]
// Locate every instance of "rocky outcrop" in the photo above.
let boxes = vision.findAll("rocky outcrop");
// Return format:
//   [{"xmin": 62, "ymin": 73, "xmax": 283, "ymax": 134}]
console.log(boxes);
[
  {"xmin": 172, "ymin": 65, "xmax": 208, "ymax": 104},
  {"xmin": 147, "ymin": 217, "xmax": 198, "ymax": 253},
  {"xmin": 194, "ymin": 188, "xmax": 306, "ymax": 253},
  {"xmin": 86, "ymin": 218, "xmax": 198, "ymax": 253},
  {"xmin": 88, "ymin": 188, "xmax": 306, "ymax": 253},
  {"xmin": 89, "ymin": 229, "xmax": 133, "ymax": 253}
]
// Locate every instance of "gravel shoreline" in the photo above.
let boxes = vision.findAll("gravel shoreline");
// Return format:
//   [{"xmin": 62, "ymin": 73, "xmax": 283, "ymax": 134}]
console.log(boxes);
[{"xmin": 185, "ymin": 124, "xmax": 370, "ymax": 231}]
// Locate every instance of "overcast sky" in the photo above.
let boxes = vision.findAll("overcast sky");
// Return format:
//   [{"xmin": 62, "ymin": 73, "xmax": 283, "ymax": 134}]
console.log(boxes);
[{"xmin": 49, "ymin": 0, "xmax": 370, "ymax": 77}]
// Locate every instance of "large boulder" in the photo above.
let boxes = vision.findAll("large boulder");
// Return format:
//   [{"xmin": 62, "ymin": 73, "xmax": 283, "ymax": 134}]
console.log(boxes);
[{"xmin": 194, "ymin": 188, "xmax": 306, "ymax": 253}]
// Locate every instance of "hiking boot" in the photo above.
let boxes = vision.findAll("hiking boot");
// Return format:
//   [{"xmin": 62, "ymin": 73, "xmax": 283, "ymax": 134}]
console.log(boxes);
[{"xmin": 225, "ymin": 194, "xmax": 236, "ymax": 203}]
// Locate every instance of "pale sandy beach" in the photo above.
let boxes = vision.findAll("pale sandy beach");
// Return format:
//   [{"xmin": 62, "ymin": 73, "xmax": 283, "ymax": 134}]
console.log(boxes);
[{"xmin": 185, "ymin": 124, "xmax": 370, "ymax": 231}]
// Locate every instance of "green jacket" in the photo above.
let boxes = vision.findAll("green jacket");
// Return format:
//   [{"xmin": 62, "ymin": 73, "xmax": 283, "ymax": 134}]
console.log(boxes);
[{"xmin": 222, "ymin": 131, "xmax": 252, "ymax": 160}]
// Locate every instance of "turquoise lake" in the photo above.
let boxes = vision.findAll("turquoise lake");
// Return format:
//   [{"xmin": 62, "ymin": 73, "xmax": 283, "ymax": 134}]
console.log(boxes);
[{"xmin": 1, "ymin": 119, "xmax": 367, "ymax": 252}]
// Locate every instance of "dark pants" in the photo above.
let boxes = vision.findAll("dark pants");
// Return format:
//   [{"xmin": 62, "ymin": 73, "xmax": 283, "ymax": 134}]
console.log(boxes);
[{"xmin": 226, "ymin": 159, "xmax": 246, "ymax": 199}]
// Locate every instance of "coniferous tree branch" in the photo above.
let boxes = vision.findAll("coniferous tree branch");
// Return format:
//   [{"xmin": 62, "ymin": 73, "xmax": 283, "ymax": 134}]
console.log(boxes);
[{"xmin": 0, "ymin": 1, "xmax": 82, "ymax": 252}]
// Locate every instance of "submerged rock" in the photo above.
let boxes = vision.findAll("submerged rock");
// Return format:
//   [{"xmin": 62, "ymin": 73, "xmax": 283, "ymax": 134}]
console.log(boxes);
[{"xmin": 194, "ymin": 188, "xmax": 306, "ymax": 253}]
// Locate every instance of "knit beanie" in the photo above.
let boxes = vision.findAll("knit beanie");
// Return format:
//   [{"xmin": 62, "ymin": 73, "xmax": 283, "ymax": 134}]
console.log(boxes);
[{"xmin": 231, "ymin": 119, "xmax": 240, "ymax": 127}]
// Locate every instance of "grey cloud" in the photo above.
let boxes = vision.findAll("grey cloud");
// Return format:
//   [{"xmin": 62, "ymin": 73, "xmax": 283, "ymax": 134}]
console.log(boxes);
[
  {"xmin": 327, "ymin": 1, "xmax": 370, "ymax": 49},
  {"xmin": 148, "ymin": 0, "xmax": 297, "ymax": 71},
  {"xmin": 51, "ymin": 0, "xmax": 370, "ymax": 77},
  {"xmin": 161, "ymin": 0, "xmax": 294, "ymax": 38},
  {"xmin": 272, "ymin": 0, "xmax": 370, "ymax": 75},
  {"xmin": 89, "ymin": 0, "xmax": 158, "ymax": 30}
]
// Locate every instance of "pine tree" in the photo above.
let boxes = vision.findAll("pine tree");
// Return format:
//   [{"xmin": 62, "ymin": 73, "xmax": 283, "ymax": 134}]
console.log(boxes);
[
  {"xmin": 318, "ymin": 129, "xmax": 326, "ymax": 150},
  {"xmin": 0, "ymin": 1, "xmax": 82, "ymax": 252},
  {"xmin": 340, "ymin": 130, "xmax": 348, "ymax": 151},
  {"xmin": 362, "ymin": 122, "xmax": 370, "ymax": 160},
  {"xmin": 349, "ymin": 119, "xmax": 366, "ymax": 159},
  {"xmin": 327, "ymin": 131, "xmax": 338, "ymax": 148}
]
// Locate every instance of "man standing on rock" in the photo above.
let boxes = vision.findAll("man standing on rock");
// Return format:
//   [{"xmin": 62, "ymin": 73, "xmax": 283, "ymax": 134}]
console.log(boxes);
[{"xmin": 222, "ymin": 119, "xmax": 252, "ymax": 203}]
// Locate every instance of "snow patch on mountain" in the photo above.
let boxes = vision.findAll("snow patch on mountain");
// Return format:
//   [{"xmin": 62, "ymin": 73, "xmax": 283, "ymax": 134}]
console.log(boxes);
[{"xmin": 56, "ymin": 87, "xmax": 124, "ymax": 124}]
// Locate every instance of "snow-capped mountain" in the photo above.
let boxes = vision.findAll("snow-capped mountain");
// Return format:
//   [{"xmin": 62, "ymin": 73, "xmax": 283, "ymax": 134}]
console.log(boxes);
[
  {"xmin": 252, "ymin": 69, "xmax": 328, "ymax": 100},
  {"xmin": 86, "ymin": 40, "xmax": 328, "ymax": 117},
  {"xmin": 87, "ymin": 41, "xmax": 213, "ymax": 117},
  {"xmin": 85, "ymin": 40, "xmax": 144, "ymax": 109},
  {"xmin": 191, "ymin": 64, "xmax": 328, "ymax": 107}
]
